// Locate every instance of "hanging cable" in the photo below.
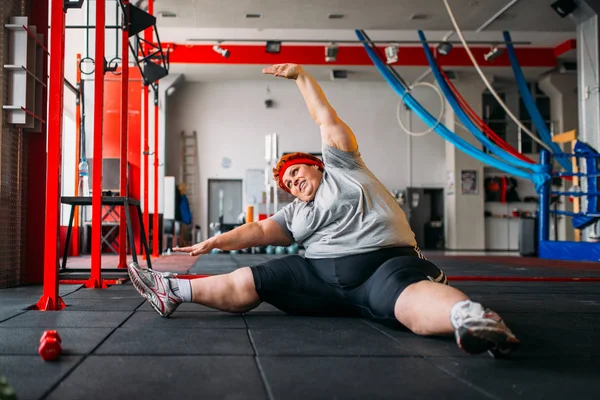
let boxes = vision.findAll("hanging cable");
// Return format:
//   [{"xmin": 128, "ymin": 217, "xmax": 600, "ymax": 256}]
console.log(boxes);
[
  {"xmin": 356, "ymin": 29, "xmax": 550, "ymax": 189},
  {"xmin": 443, "ymin": 68, "xmax": 535, "ymax": 163},
  {"xmin": 396, "ymin": 82, "xmax": 445, "ymax": 137},
  {"xmin": 503, "ymin": 31, "xmax": 572, "ymax": 171},
  {"xmin": 418, "ymin": 30, "xmax": 539, "ymax": 172},
  {"xmin": 441, "ymin": 0, "xmax": 552, "ymax": 152}
]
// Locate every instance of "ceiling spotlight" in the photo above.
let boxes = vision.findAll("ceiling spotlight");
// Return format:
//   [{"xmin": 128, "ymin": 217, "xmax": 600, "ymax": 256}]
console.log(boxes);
[
  {"xmin": 385, "ymin": 45, "xmax": 399, "ymax": 64},
  {"xmin": 551, "ymin": 0, "xmax": 577, "ymax": 18},
  {"xmin": 484, "ymin": 46, "xmax": 504, "ymax": 62},
  {"xmin": 212, "ymin": 44, "xmax": 230, "ymax": 58},
  {"xmin": 325, "ymin": 43, "xmax": 338, "ymax": 63},
  {"xmin": 437, "ymin": 41, "xmax": 453, "ymax": 56},
  {"xmin": 266, "ymin": 41, "xmax": 281, "ymax": 54}
]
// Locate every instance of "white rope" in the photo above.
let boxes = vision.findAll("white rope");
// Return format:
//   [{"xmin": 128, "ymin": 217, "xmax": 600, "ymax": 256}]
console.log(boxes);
[
  {"xmin": 442, "ymin": 0, "xmax": 552, "ymax": 152},
  {"xmin": 396, "ymin": 82, "xmax": 445, "ymax": 137}
]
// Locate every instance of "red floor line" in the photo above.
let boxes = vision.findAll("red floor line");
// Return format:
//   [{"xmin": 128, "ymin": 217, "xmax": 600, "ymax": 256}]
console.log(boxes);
[
  {"xmin": 447, "ymin": 276, "xmax": 600, "ymax": 282},
  {"xmin": 175, "ymin": 275, "xmax": 600, "ymax": 282}
]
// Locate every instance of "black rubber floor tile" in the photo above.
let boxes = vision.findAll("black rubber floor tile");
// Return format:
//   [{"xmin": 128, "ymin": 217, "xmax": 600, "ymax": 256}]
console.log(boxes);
[
  {"xmin": 244, "ymin": 314, "xmax": 372, "ymax": 330},
  {"xmin": 137, "ymin": 301, "xmax": 222, "ymax": 312},
  {"xmin": 452, "ymin": 282, "xmax": 600, "ymax": 295},
  {"xmin": 0, "ymin": 310, "xmax": 132, "ymax": 328},
  {"xmin": 259, "ymin": 356, "xmax": 489, "ymax": 400},
  {"xmin": 95, "ymin": 326, "xmax": 254, "ymax": 355},
  {"xmin": 0, "ymin": 309, "xmax": 27, "ymax": 323},
  {"xmin": 432, "ymin": 357, "xmax": 600, "ymax": 400},
  {"xmin": 249, "ymin": 324, "xmax": 413, "ymax": 356},
  {"xmin": 122, "ymin": 311, "xmax": 246, "ymax": 329},
  {"xmin": 468, "ymin": 294, "xmax": 600, "ymax": 313},
  {"xmin": 245, "ymin": 302, "xmax": 284, "ymax": 313},
  {"xmin": 62, "ymin": 298, "xmax": 145, "ymax": 311},
  {"xmin": 366, "ymin": 322, "xmax": 471, "ymax": 358},
  {"xmin": 62, "ymin": 287, "xmax": 143, "ymax": 299},
  {"xmin": 497, "ymin": 312, "xmax": 600, "ymax": 358},
  {"xmin": 0, "ymin": 327, "xmax": 113, "ymax": 355},
  {"xmin": 0, "ymin": 355, "xmax": 83, "ymax": 400},
  {"xmin": 45, "ymin": 356, "xmax": 265, "ymax": 400}
]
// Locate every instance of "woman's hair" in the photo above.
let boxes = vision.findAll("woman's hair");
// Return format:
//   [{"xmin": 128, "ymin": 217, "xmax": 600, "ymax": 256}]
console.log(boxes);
[{"xmin": 273, "ymin": 152, "xmax": 324, "ymax": 191}]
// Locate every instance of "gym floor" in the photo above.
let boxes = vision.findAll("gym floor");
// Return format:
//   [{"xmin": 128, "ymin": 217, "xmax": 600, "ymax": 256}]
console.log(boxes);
[{"xmin": 1, "ymin": 253, "xmax": 599, "ymax": 400}]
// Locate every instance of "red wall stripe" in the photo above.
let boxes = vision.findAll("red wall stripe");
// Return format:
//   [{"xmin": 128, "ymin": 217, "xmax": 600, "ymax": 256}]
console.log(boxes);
[
  {"xmin": 553, "ymin": 39, "xmax": 576, "ymax": 57},
  {"xmin": 164, "ymin": 43, "xmax": 558, "ymax": 68}
]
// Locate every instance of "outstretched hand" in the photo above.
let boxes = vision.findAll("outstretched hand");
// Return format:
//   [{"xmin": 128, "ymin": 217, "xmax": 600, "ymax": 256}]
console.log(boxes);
[
  {"xmin": 173, "ymin": 241, "xmax": 213, "ymax": 257},
  {"xmin": 262, "ymin": 63, "xmax": 304, "ymax": 80}
]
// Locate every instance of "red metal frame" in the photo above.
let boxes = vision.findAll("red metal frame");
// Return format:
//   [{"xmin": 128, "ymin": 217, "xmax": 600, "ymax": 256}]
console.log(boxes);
[
  {"xmin": 142, "ymin": 0, "xmax": 153, "ymax": 260},
  {"xmin": 153, "ymin": 86, "xmax": 160, "ymax": 257},
  {"xmin": 37, "ymin": 0, "xmax": 66, "ymax": 311},
  {"xmin": 88, "ymin": 0, "xmax": 108, "ymax": 289},
  {"xmin": 142, "ymin": 86, "xmax": 150, "ymax": 258},
  {"xmin": 60, "ymin": 279, "xmax": 127, "ymax": 285},
  {"xmin": 118, "ymin": 1, "xmax": 131, "ymax": 269},
  {"xmin": 72, "ymin": 54, "xmax": 82, "ymax": 257}
]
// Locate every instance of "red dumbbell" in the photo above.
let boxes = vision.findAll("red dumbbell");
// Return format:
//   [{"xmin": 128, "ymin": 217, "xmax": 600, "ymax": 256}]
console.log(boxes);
[{"xmin": 39, "ymin": 330, "xmax": 62, "ymax": 361}]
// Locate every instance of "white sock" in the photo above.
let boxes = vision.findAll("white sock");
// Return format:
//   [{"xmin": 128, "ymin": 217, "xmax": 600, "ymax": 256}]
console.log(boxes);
[
  {"xmin": 169, "ymin": 278, "xmax": 192, "ymax": 302},
  {"xmin": 450, "ymin": 300, "xmax": 484, "ymax": 329}
]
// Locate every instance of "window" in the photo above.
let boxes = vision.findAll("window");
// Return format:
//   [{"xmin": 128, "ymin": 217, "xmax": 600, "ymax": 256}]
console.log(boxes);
[{"xmin": 481, "ymin": 83, "xmax": 551, "ymax": 155}]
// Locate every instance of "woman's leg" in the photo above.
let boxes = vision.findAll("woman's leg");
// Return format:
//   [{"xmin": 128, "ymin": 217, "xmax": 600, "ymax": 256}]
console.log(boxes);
[
  {"xmin": 356, "ymin": 257, "xmax": 519, "ymax": 355},
  {"xmin": 189, "ymin": 267, "xmax": 261, "ymax": 313},
  {"xmin": 393, "ymin": 280, "xmax": 467, "ymax": 335}
]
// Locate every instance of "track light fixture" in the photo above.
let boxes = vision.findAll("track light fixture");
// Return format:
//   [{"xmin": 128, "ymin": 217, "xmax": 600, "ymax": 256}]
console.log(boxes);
[
  {"xmin": 325, "ymin": 43, "xmax": 338, "ymax": 62},
  {"xmin": 437, "ymin": 41, "xmax": 453, "ymax": 56},
  {"xmin": 385, "ymin": 45, "xmax": 399, "ymax": 64},
  {"xmin": 551, "ymin": 0, "xmax": 577, "ymax": 18},
  {"xmin": 212, "ymin": 44, "xmax": 230, "ymax": 58},
  {"xmin": 266, "ymin": 41, "xmax": 281, "ymax": 54},
  {"xmin": 484, "ymin": 46, "xmax": 504, "ymax": 62}
]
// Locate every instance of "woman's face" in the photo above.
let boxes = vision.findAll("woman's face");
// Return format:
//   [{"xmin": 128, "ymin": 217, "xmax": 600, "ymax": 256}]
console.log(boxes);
[{"xmin": 282, "ymin": 164, "xmax": 323, "ymax": 202}]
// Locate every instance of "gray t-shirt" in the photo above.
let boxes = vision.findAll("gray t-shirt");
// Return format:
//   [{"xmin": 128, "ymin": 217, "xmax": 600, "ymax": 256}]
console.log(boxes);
[{"xmin": 271, "ymin": 144, "xmax": 416, "ymax": 258}]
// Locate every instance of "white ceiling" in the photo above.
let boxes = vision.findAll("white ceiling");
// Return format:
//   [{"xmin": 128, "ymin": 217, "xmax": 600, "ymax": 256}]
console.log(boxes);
[
  {"xmin": 138, "ymin": 0, "xmax": 580, "ymax": 82},
  {"xmin": 151, "ymin": 0, "xmax": 574, "ymax": 32}
]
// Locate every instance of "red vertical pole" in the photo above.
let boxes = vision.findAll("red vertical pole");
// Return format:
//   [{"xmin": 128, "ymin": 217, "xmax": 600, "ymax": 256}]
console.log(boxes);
[
  {"xmin": 143, "ymin": 0, "xmax": 153, "ymax": 260},
  {"xmin": 72, "ymin": 54, "xmax": 82, "ymax": 257},
  {"xmin": 37, "ymin": 0, "xmax": 66, "ymax": 310},
  {"xmin": 153, "ymin": 86, "xmax": 160, "ymax": 257},
  {"xmin": 118, "ymin": 1, "xmax": 130, "ymax": 269},
  {"xmin": 142, "ymin": 85, "xmax": 149, "ymax": 258},
  {"xmin": 88, "ymin": 0, "xmax": 108, "ymax": 289}
]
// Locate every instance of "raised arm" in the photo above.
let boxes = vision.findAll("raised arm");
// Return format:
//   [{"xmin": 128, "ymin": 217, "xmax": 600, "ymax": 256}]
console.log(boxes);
[
  {"xmin": 262, "ymin": 63, "xmax": 358, "ymax": 152},
  {"xmin": 174, "ymin": 219, "xmax": 292, "ymax": 257}
]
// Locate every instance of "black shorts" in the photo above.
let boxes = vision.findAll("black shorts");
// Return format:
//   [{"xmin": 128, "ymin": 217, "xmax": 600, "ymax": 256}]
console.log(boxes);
[{"xmin": 250, "ymin": 247, "xmax": 447, "ymax": 326}]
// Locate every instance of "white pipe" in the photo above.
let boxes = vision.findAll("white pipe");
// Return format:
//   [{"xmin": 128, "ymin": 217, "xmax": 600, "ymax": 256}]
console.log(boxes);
[
  {"xmin": 442, "ymin": 0, "xmax": 552, "ymax": 151},
  {"xmin": 476, "ymin": 0, "xmax": 521, "ymax": 33}
]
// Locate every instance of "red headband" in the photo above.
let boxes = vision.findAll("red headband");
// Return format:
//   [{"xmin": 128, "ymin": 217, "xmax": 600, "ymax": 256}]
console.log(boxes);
[{"xmin": 279, "ymin": 158, "xmax": 324, "ymax": 193}]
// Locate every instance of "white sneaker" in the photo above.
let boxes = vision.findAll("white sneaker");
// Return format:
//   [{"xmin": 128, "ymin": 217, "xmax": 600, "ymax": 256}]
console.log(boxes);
[
  {"xmin": 455, "ymin": 308, "xmax": 520, "ymax": 357},
  {"xmin": 128, "ymin": 262, "xmax": 182, "ymax": 317}
]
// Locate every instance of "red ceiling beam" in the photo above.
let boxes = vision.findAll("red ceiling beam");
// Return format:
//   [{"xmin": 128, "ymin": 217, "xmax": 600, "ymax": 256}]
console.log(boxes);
[
  {"xmin": 163, "ymin": 43, "xmax": 558, "ymax": 68},
  {"xmin": 554, "ymin": 39, "xmax": 576, "ymax": 57}
]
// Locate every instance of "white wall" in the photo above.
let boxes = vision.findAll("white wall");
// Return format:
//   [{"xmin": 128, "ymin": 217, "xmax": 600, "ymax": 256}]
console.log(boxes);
[
  {"xmin": 166, "ymin": 79, "xmax": 448, "ymax": 240},
  {"xmin": 444, "ymin": 75, "xmax": 487, "ymax": 250}
]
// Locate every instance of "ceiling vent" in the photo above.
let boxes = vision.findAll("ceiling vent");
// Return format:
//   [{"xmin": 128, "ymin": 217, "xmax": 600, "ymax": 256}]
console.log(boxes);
[
  {"xmin": 408, "ymin": 13, "xmax": 428, "ymax": 20},
  {"xmin": 330, "ymin": 69, "xmax": 348, "ymax": 80},
  {"xmin": 159, "ymin": 11, "xmax": 177, "ymax": 18},
  {"xmin": 245, "ymin": 13, "xmax": 262, "ymax": 19},
  {"xmin": 328, "ymin": 13, "xmax": 344, "ymax": 19},
  {"xmin": 445, "ymin": 70, "xmax": 458, "ymax": 81},
  {"xmin": 559, "ymin": 61, "xmax": 577, "ymax": 73}
]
